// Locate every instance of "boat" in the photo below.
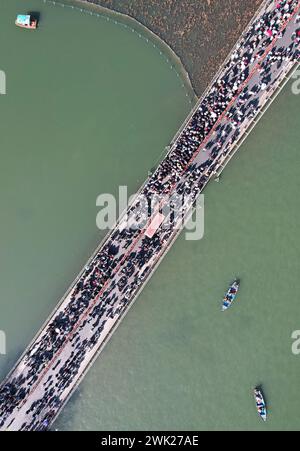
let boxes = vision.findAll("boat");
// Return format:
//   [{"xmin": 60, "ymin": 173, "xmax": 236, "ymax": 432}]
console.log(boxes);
[
  {"xmin": 221, "ymin": 279, "xmax": 240, "ymax": 311},
  {"xmin": 15, "ymin": 15, "xmax": 38, "ymax": 30},
  {"xmin": 254, "ymin": 387, "xmax": 267, "ymax": 422}
]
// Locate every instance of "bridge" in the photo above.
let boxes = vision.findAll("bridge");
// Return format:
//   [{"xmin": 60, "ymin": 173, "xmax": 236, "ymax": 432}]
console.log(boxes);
[{"xmin": 0, "ymin": 0, "xmax": 299, "ymax": 431}]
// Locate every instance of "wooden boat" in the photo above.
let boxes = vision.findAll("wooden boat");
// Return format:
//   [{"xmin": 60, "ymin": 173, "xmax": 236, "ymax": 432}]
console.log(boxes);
[
  {"xmin": 221, "ymin": 279, "xmax": 240, "ymax": 311},
  {"xmin": 15, "ymin": 15, "xmax": 38, "ymax": 30},
  {"xmin": 254, "ymin": 387, "xmax": 267, "ymax": 422}
]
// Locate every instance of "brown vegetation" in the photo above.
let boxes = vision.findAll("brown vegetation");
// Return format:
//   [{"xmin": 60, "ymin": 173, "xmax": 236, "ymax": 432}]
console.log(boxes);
[{"xmin": 86, "ymin": 0, "xmax": 263, "ymax": 96}]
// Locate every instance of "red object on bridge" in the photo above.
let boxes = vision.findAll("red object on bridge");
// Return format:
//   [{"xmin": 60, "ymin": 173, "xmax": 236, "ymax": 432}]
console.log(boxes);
[{"xmin": 145, "ymin": 213, "xmax": 165, "ymax": 239}]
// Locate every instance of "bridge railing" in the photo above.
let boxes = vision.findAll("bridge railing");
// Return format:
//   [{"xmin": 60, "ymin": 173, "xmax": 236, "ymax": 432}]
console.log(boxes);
[{"xmin": 0, "ymin": 0, "xmax": 285, "ymax": 395}]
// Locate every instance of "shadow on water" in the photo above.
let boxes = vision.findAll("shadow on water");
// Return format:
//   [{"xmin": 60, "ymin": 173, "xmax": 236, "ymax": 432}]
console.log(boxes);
[
  {"xmin": 65, "ymin": 385, "xmax": 83, "ymax": 410},
  {"xmin": 51, "ymin": 386, "xmax": 83, "ymax": 430},
  {"xmin": 255, "ymin": 384, "xmax": 268, "ymax": 405},
  {"xmin": 0, "ymin": 347, "xmax": 24, "ymax": 381},
  {"xmin": 28, "ymin": 11, "xmax": 41, "ymax": 23}
]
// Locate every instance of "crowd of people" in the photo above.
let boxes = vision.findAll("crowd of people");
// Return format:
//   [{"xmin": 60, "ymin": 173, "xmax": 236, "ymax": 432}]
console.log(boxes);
[{"xmin": 0, "ymin": 0, "xmax": 299, "ymax": 431}]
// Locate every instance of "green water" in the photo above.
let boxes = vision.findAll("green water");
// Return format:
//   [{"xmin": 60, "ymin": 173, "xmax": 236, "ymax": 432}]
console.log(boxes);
[
  {"xmin": 53, "ymin": 79, "xmax": 300, "ymax": 432},
  {"xmin": 0, "ymin": 0, "xmax": 192, "ymax": 395},
  {"xmin": 1, "ymin": 0, "xmax": 300, "ymax": 432}
]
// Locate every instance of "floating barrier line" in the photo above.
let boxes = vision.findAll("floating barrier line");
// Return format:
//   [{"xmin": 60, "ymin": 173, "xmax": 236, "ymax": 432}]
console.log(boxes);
[
  {"xmin": 42, "ymin": 0, "xmax": 194, "ymax": 102},
  {"xmin": 11, "ymin": 1, "xmax": 300, "ymax": 416}
]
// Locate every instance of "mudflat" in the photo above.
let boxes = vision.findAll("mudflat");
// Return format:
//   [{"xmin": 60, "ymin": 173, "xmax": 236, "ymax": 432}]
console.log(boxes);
[{"xmin": 85, "ymin": 0, "xmax": 263, "ymax": 96}]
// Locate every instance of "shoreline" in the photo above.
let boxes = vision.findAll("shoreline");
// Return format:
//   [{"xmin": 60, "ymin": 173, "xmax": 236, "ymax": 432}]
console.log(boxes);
[
  {"xmin": 46, "ymin": 0, "xmax": 197, "ymax": 102},
  {"xmin": 1, "ymin": 0, "xmax": 299, "ymax": 431},
  {"xmin": 82, "ymin": 0, "xmax": 264, "ymax": 97}
]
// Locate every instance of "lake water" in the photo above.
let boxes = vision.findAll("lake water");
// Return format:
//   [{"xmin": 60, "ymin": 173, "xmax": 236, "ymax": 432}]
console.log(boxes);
[{"xmin": 0, "ymin": 0, "xmax": 300, "ymax": 432}]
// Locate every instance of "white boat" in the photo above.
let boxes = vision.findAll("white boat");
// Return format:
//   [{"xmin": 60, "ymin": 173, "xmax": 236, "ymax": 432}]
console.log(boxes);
[
  {"xmin": 222, "ymin": 279, "xmax": 240, "ymax": 311},
  {"xmin": 15, "ymin": 14, "xmax": 38, "ymax": 30},
  {"xmin": 254, "ymin": 387, "xmax": 267, "ymax": 422}
]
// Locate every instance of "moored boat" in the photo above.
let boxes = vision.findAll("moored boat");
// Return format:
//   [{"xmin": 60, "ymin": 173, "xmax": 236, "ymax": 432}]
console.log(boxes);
[
  {"xmin": 221, "ymin": 279, "xmax": 240, "ymax": 311},
  {"xmin": 254, "ymin": 387, "xmax": 267, "ymax": 422},
  {"xmin": 15, "ymin": 15, "xmax": 38, "ymax": 30}
]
